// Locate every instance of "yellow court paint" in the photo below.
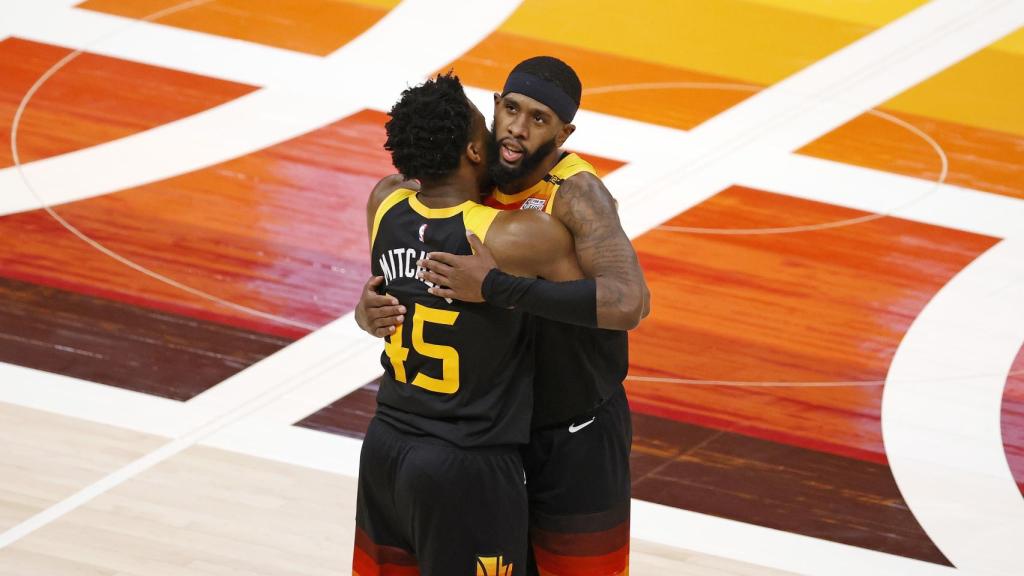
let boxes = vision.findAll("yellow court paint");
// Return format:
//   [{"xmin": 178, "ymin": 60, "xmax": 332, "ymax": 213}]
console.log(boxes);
[
  {"xmin": 884, "ymin": 47, "xmax": 1024, "ymax": 136},
  {"xmin": 740, "ymin": 0, "xmax": 927, "ymax": 28},
  {"xmin": 499, "ymin": 0, "xmax": 882, "ymax": 85}
]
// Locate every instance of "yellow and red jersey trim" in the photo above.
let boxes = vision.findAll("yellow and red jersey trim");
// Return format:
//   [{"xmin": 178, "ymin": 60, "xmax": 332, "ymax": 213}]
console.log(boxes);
[{"xmin": 485, "ymin": 153, "xmax": 596, "ymax": 214}]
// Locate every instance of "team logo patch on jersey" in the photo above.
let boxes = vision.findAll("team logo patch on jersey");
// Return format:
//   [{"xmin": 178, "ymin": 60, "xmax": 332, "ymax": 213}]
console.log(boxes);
[
  {"xmin": 476, "ymin": 555, "xmax": 513, "ymax": 576},
  {"xmin": 418, "ymin": 223, "xmax": 428, "ymax": 243},
  {"xmin": 521, "ymin": 197, "xmax": 546, "ymax": 211}
]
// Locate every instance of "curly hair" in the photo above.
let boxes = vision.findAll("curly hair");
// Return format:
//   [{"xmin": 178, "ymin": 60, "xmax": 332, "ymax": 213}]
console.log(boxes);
[{"xmin": 384, "ymin": 72, "xmax": 472, "ymax": 181}]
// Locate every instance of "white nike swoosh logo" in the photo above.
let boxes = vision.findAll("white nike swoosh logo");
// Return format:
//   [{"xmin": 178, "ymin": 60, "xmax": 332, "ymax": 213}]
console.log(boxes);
[{"xmin": 568, "ymin": 417, "xmax": 596, "ymax": 433}]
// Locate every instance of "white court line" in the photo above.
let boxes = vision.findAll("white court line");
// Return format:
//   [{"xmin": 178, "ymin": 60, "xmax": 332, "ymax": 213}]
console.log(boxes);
[
  {"xmin": 739, "ymin": 153, "xmax": 1024, "ymax": 240},
  {"xmin": 0, "ymin": 363, "xmax": 186, "ymax": 437},
  {"xmin": 0, "ymin": 0, "xmax": 525, "ymax": 549},
  {"xmin": 1, "ymin": 5, "xmax": 1020, "ymax": 238},
  {"xmin": 0, "ymin": 324, "xmax": 378, "ymax": 550},
  {"xmin": 0, "ymin": 312, "xmax": 377, "ymax": 437},
  {"xmin": 0, "ymin": 0, "xmax": 522, "ymax": 214},
  {"xmin": 10, "ymin": 5, "xmax": 322, "ymax": 87},
  {"xmin": 185, "ymin": 312, "xmax": 379, "ymax": 424},
  {"xmin": 630, "ymin": 500, "xmax": 958, "ymax": 576},
  {"xmin": 210, "ymin": 425, "xmax": 960, "ymax": 576},
  {"xmin": 611, "ymin": 0, "xmax": 1024, "ymax": 239},
  {"xmin": 204, "ymin": 420, "xmax": 365, "ymax": 478},
  {"xmin": 883, "ymin": 238, "xmax": 1024, "ymax": 576},
  {"xmin": 2, "ymin": 79, "xmax": 1021, "ymax": 241}
]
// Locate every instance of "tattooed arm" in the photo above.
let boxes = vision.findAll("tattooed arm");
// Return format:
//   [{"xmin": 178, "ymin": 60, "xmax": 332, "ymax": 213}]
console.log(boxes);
[{"xmin": 551, "ymin": 172, "xmax": 648, "ymax": 329}]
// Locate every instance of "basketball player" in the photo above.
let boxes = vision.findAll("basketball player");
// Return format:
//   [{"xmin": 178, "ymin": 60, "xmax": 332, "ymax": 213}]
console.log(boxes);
[
  {"xmin": 354, "ymin": 72, "xmax": 586, "ymax": 576},
  {"xmin": 357, "ymin": 57, "xmax": 646, "ymax": 576}
]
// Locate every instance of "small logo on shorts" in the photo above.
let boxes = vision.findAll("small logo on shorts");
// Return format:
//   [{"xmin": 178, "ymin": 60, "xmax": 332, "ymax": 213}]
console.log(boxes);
[
  {"xmin": 521, "ymin": 197, "xmax": 546, "ymax": 211},
  {"xmin": 418, "ymin": 224, "xmax": 428, "ymax": 243},
  {"xmin": 568, "ymin": 417, "xmax": 596, "ymax": 433},
  {"xmin": 476, "ymin": 555, "xmax": 513, "ymax": 576}
]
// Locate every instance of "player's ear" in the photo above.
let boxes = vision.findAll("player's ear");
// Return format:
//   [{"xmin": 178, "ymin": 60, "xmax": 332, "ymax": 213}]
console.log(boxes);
[
  {"xmin": 466, "ymin": 139, "xmax": 483, "ymax": 165},
  {"xmin": 493, "ymin": 92, "xmax": 501, "ymax": 108},
  {"xmin": 556, "ymin": 122, "xmax": 576, "ymax": 147}
]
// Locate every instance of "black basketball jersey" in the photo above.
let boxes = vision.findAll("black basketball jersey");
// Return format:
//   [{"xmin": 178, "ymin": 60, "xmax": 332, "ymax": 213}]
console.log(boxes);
[
  {"xmin": 532, "ymin": 320, "xmax": 628, "ymax": 428},
  {"xmin": 369, "ymin": 188, "xmax": 534, "ymax": 448}
]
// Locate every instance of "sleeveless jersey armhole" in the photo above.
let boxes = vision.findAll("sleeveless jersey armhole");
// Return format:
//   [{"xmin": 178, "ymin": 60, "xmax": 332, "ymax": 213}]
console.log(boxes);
[
  {"xmin": 462, "ymin": 204, "xmax": 500, "ymax": 247},
  {"xmin": 545, "ymin": 154, "xmax": 597, "ymax": 215},
  {"xmin": 370, "ymin": 188, "xmax": 416, "ymax": 248}
]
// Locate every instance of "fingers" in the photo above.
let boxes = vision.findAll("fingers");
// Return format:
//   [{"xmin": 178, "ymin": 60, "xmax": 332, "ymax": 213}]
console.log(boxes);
[
  {"xmin": 466, "ymin": 230, "xmax": 486, "ymax": 253},
  {"xmin": 418, "ymin": 257, "xmax": 454, "ymax": 278},
  {"xmin": 359, "ymin": 276, "xmax": 402, "ymax": 338},
  {"xmin": 427, "ymin": 286, "xmax": 456, "ymax": 299},
  {"xmin": 417, "ymin": 268, "xmax": 446, "ymax": 286},
  {"xmin": 422, "ymin": 251, "xmax": 458, "ymax": 266},
  {"xmin": 372, "ymin": 313, "xmax": 404, "ymax": 330},
  {"xmin": 368, "ymin": 304, "xmax": 405, "ymax": 321},
  {"xmin": 370, "ymin": 309, "xmax": 404, "ymax": 338},
  {"xmin": 365, "ymin": 292, "xmax": 400, "ymax": 309},
  {"xmin": 363, "ymin": 275, "xmax": 399, "ymax": 307},
  {"xmin": 364, "ymin": 275, "xmax": 384, "ymax": 292}
]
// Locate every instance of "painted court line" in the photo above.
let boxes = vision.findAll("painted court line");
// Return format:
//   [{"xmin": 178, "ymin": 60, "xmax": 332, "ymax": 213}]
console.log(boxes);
[
  {"xmin": 631, "ymin": 500, "xmax": 958, "ymax": 576},
  {"xmin": 11, "ymin": 4, "xmax": 322, "ymax": 88},
  {"xmin": 611, "ymin": 0, "xmax": 1024, "ymax": 238},
  {"xmin": 884, "ymin": 237, "xmax": 1024, "ymax": 576},
  {"xmin": 0, "ymin": 0, "xmax": 523, "ymax": 215},
  {"xmin": 185, "ymin": 312, "xmax": 379, "ymax": 424},
  {"xmin": 0, "ymin": 363, "xmax": 185, "ymax": 438},
  {"xmin": 0, "ymin": 332, "xmax": 368, "ymax": 549},
  {"xmin": 739, "ymin": 153, "xmax": 1024, "ymax": 240}
]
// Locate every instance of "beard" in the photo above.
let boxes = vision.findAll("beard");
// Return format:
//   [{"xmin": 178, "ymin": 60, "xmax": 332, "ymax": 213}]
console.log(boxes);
[{"xmin": 487, "ymin": 134, "xmax": 558, "ymax": 189}]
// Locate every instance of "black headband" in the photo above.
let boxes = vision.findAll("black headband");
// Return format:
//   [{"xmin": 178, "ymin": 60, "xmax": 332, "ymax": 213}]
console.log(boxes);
[{"xmin": 502, "ymin": 71, "xmax": 579, "ymax": 123}]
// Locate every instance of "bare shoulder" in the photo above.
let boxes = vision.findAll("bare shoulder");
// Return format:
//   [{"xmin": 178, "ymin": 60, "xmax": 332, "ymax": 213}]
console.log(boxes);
[
  {"xmin": 492, "ymin": 209, "xmax": 569, "ymax": 245},
  {"xmin": 366, "ymin": 175, "xmax": 419, "ymax": 236},
  {"xmin": 486, "ymin": 209, "xmax": 574, "ymax": 277},
  {"xmin": 368, "ymin": 174, "xmax": 418, "ymax": 213},
  {"xmin": 552, "ymin": 171, "xmax": 619, "ymax": 230},
  {"xmin": 559, "ymin": 171, "xmax": 615, "ymax": 205}
]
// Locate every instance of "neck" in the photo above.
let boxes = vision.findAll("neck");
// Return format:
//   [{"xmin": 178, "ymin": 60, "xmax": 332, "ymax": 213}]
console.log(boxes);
[
  {"xmin": 417, "ymin": 170, "xmax": 481, "ymax": 208},
  {"xmin": 496, "ymin": 148, "xmax": 563, "ymax": 194}
]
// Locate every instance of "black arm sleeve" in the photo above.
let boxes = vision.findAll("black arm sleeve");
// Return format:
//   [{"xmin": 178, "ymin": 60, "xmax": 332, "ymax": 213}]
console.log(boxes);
[{"xmin": 481, "ymin": 268, "xmax": 597, "ymax": 328}]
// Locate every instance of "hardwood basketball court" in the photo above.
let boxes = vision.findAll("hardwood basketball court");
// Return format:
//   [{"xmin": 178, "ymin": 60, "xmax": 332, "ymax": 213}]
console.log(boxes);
[{"xmin": 1, "ymin": 1, "xmax": 1022, "ymax": 574}]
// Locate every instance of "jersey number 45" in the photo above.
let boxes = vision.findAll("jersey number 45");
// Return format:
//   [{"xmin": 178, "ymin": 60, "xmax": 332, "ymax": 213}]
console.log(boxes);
[{"xmin": 383, "ymin": 303, "xmax": 460, "ymax": 394}]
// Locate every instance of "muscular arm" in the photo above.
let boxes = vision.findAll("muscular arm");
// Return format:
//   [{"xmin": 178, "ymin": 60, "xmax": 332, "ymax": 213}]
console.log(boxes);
[
  {"xmin": 426, "ymin": 210, "xmax": 601, "ymax": 327},
  {"xmin": 486, "ymin": 210, "xmax": 583, "ymax": 281},
  {"xmin": 552, "ymin": 172, "xmax": 648, "ymax": 329}
]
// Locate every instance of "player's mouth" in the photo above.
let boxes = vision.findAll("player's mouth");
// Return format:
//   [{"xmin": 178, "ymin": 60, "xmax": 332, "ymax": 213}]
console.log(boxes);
[{"xmin": 499, "ymin": 140, "xmax": 524, "ymax": 164}]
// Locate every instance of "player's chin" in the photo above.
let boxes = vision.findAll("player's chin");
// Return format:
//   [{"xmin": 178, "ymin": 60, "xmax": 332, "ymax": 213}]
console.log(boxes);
[{"xmin": 496, "ymin": 156, "xmax": 522, "ymax": 170}]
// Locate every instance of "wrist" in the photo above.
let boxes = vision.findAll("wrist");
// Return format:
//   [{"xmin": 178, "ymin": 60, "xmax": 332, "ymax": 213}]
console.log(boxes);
[
  {"xmin": 481, "ymin": 268, "xmax": 505, "ymax": 304},
  {"xmin": 481, "ymin": 268, "xmax": 534, "ymax": 308}
]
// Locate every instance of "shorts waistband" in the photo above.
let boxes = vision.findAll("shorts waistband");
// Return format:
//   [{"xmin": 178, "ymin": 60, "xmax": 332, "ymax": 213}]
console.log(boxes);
[
  {"xmin": 531, "ymin": 386, "xmax": 627, "ymax": 431},
  {"xmin": 370, "ymin": 416, "xmax": 522, "ymax": 456}
]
